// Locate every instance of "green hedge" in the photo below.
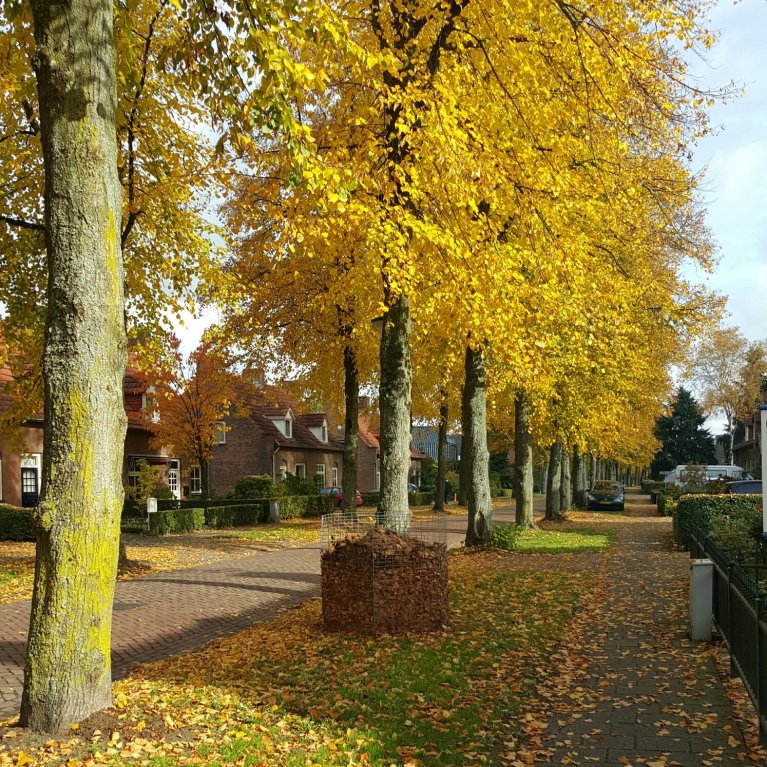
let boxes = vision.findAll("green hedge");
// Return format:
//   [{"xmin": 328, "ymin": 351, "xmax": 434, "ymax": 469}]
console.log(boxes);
[
  {"xmin": 673, "ymin": 494, "xmax": 761, "ymax": 549},
  {"xmin": 0, "ymin": 504, "xmax": 35, "ymax": 541},
  {"xmin": 157, "ymin": 497, "xmax": 261, "ymax": 512},
  {"xmin": 205, "ymin": 503, "xmax": 268, "ymax": 528},
  {"xmin": 360, "ymin": 491, "xmax": 436, "ymax": 508},
  {"xmin": 148, "ymin": 507, "xmax": 205, "ymax": 535},
  {"xmin": 233, "ymin": 475, "xmax": 283, "ymax": 499},
  {"xmin": 278, "ymin": 495, "xmax": 335, "ymax": 519}
]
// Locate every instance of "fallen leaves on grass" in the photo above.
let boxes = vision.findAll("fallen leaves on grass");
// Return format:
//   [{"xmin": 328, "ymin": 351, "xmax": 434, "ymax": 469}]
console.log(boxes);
[{"xmin": 0, "ymin": 551, "xmax": 592, "ymax": 766}]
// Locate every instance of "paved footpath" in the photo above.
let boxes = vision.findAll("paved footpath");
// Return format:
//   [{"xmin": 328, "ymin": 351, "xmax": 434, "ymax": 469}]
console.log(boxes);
[
  {"xmin": 0, "ymin": 506, "xmax": 516, "ymax": 720},
  {"xmin": 524, "ymin": 489, "xmax": 763, "ymax": 766}
]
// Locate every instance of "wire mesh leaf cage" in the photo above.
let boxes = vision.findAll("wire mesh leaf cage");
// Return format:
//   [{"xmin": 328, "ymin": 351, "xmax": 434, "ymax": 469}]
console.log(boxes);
[{"xmin": 320, "ymin": 510, "xmax": 449, "ymax": 635}]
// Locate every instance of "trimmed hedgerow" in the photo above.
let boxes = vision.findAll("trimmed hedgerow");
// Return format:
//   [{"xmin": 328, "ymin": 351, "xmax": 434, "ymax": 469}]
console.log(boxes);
[
  {"xmin": 0, "ymin": 504, "xmax": 35, "ymax": 541},
  {"xmin": 157, "ymin": 497, "xmax": 262, "ymax": 512},
  {"xmin": 673, "ymin": 494, "xmax": 761, "ymax": 549},
  {"xmin": 409, "ymin": 491, "xmax": 435, "ymax": 506},
  {"xmin": 148, "ymin": 507, "xmax": 205, "ymax": 535},
  {"xmin": 361, "ymin": 492, "xmax": 380, "ymax": 507},
  {"xmin": 278, "ymin": 495, "xmax": 335, "ymax": 519},
  {"xmin": 205, "ymin": 503, "xmax": 269, "ymax": 528}
]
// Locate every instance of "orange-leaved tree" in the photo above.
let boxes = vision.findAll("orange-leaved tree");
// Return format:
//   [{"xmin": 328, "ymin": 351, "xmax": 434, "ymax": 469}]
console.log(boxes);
[{"xmin": 142, "ymin": 338, "xmax": 243, "ymax": 499}]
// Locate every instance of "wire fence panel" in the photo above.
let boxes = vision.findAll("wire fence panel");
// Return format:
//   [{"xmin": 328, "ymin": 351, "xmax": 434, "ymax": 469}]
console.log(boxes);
[{"xmin": 321, "ymin": 511, "xmax": 448, "ymax": 635}]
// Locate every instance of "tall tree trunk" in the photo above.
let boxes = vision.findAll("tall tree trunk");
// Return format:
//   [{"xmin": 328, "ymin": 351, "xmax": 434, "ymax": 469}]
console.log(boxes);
[
  {"xmin": 560, "ymin": 448, "xmax": 572, "ymax": 512},
  {"xmin": 433, "ymin": 394, "xmax": 448, "ymax": 511},
  {"xmin": 572, "ymin": 445, "xmax": 586, "ymax": 507},
  {"xmin": 463, "ymin": 346, "xmax": 492, "ymax": 546},
  {"xmin": 377, "ymin": 295, "xmax": 412, "ymax": 533},
  {"xmin": 514, "ymin": 391, "xmax": 535, "ymax": 528},
  {"xmin": 342, "ymin": 344, "xmax": 359, "ymax": 517},
  {"xmin": 22, "ymin": 0, "xmax": 127, "ymax": 733},
  {"xmin": 458, "ymin": 393, "xmax": 468, "ymax": 506},
  {"xmin": 545, "ymin": 441, "xmax": 563, "ymax": 521}
]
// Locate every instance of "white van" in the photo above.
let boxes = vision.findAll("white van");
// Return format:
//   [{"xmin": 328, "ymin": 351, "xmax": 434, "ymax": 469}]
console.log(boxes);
[{"xmin": 664, "ymin": 464, "xmax": 751, "ymax": 487}]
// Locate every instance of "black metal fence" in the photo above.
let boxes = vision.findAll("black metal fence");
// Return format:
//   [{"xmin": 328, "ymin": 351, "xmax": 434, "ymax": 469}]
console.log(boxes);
[{"xmin": 689, "ymin": 529, "xmax": 767, "ymax": 745}]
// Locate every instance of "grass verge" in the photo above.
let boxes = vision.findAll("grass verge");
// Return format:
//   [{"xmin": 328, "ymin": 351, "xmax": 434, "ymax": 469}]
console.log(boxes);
[{"xmin": 516, "ymin": 528, "xmax": 615, "ymax": 554}]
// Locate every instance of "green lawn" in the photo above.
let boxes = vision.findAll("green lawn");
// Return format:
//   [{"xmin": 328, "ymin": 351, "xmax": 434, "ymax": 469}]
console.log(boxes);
[{"xmin": 516, "ymin": 528, "xmax": 614, "ymax": 553}]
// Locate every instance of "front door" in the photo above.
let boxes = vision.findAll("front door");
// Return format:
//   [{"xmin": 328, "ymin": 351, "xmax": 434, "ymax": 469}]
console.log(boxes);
[
  {"xmin": 21, "ymin": 467, "xmax": 39, "ymax": 507},
  {"xmin": 168, "ymin": 461, "xmax": 180, "ymax": 500}
]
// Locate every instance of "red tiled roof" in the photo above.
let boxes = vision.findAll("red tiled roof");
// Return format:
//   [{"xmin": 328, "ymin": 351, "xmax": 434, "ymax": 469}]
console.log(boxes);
[
  {"xmin": 298, "ymin": 413, "xmax": 326, "ymax": 428},
  {"xmin": 236, "ymin": 385, "xmax": 342, "ymax": 453},
  {"xmin": 0, "ymin": 364, "xmax": 151, "ymax": 430},
  {"xmin": 357, "ymin": 417, "xmax": 380, "ymax": 450}
]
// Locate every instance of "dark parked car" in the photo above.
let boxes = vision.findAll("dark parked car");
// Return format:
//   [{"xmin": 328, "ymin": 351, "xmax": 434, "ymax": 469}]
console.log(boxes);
[
  {"xmin": 320, "ymin": 486, "xmax": 363, "ymax": 507},
  {"xmin": 586, "ymin": 481, "xmax": 625, "ymax": 511},
  {"xmin": 726, "ymin": 480, "xmax": 762, "ymax": 495}
]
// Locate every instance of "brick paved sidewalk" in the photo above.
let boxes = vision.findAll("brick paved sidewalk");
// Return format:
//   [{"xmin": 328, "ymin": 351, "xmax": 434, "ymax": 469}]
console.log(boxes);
[
  {"xmin": 523, "ymin": 489, "xmax": 763, "ymax": 767},
  {"xmin": 0, "ymin": 506, "xmax": 514, "ymax": 721}
]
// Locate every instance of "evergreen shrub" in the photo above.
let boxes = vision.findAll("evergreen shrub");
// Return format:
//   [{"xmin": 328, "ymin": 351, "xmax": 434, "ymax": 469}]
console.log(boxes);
[
  {"xmin": 673, "ymin": 494, "xmax": 761, "ymax": 549},
  {"xmin": 148, "ymin": 507, "xmax": 205, "ymax": 535},
  {"xmin": 0, "ymin": 505, "xmax": 35, "ymax": 541}
]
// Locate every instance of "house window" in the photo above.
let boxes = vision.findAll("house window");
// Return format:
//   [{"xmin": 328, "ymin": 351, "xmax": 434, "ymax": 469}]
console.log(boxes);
[
  {"xmin": 321, "ymin": 423, "xmax": 328, "ymax": 442},
  {"xmin": 315, "ymin": 464, "xmax": 325, "ymax": 487},
  {"xmin": 375, "ymin": 469, "xmax": 381, "ymax": 491},
  {"xmin": 331, "ymin": 464, "xmax": 338, "ymax": 486},
  {"xmin": 190, "ymin": 466, "xmax": 202, "ymax": 494},
  {"xmin": 295, "ymin": 463, "xmax": 306, "ymax": 479},
  {"xmin": 280, "ymin": 462, "xmax": 288, "ymax": 481},
  {"xmin": 168, "ymin": 460, "xmax": 180, "ymax": 500},
  {"xmin": 285, "ymin": 416, "xmax": 293, "ymax": 439},
  {"xmin": 216, "ymin": 421, "xmax": 227, "ymax": 445},
  {"xmin": 127, "ymin": 457, "xmax": 140, "ymax": 487}
]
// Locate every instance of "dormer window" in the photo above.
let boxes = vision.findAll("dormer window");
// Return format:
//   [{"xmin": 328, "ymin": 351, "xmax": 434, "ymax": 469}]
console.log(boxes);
[
  {"xmin": 271, "ymin": 408, "xmax": 294, "ymax": 438},
  {"xmin": 308, "ymin": 418, "xmax": 328, "ymax": 443}
]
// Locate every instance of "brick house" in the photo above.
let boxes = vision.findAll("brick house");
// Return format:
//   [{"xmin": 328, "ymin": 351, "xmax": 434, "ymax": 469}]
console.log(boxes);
[
  {"xmin": 204, "ymin": 387, "xmax": 345, "ymax": 497},
  {"xmin": 0, "ymin": 365, "xmax": 176, "ymax": 507},
  {"xmin": 733, "ymin": 412, "xmax": 761, "ymax": 476},
  {"xmin": 340, "ymin": 414, "xmax": 424, "ymax": 493}
]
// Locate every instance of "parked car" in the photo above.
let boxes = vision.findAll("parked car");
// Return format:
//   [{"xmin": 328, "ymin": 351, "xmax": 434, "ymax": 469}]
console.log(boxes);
[
  {"xmin": 586, "ymin": 481, "xmax": 625, "ymax": 511},
  {"xmin": 320, "ymin": 486, "xmax": 363, "ymax": 507},
  {"xmin": 407, "ymin": 483, "xmax": 419, "ymax": 493},
  {"xmin": 726, "ymin": 480, "xmax": 762, "ymax": 495}
]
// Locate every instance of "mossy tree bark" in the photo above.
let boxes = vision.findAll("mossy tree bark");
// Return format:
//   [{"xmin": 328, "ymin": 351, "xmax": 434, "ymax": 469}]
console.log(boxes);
[
  {"xmin": 545, "ymin": 441, "xmax": 563, "ymax": 521},
  {"xmin": 560, "ymin": 448, "xmax": 572, "ymax": 513},
  {"xmin": 22, "ymin": 0, "xmax": 127, "ymax": 733},
  {"xmin": 377, "ymin": 296, "xmax": 412, "ymax": 533},
  {"xmin": 433, "ymin": 395, "xmax": 448, "ymax": 511},
  {"xmin": 571, "ymin": 445, "xmax": 587, "ymax": 508},
  {"xmin": 463, "ymin": 346, "xmax": 492, "ymax": 546},
  {"xmin": 514, "ymin": 391, "xmax": 536, "ymax": 528},
  {"xmin": 342, "ymin": 343, "xmax": 360, "ymax": 517}
]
